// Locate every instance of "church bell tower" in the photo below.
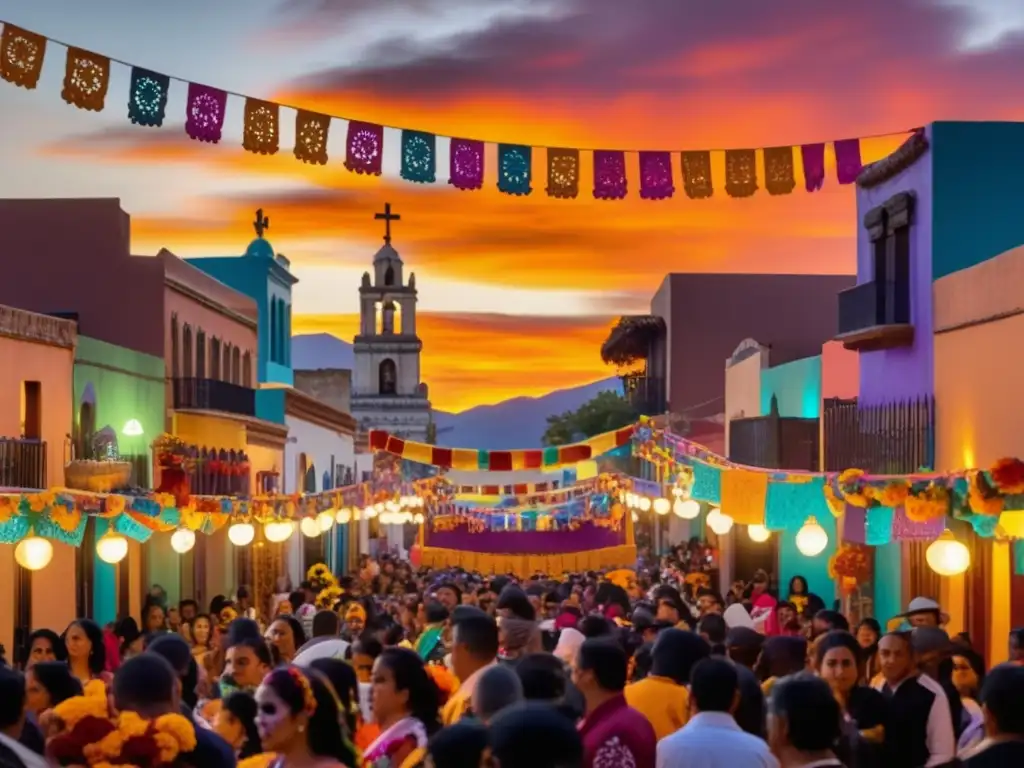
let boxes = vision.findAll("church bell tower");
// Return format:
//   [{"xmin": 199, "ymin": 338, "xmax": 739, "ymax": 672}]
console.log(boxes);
[{"xmin": 350, "ymin": 203, "xmax": 432, "ymax": 442}]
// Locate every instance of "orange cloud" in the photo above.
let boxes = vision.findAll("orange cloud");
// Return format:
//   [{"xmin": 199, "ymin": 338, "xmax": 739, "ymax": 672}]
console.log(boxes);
[{"xmin": 292, "ymin": 312, "xmax": 616, "ymax": 412}]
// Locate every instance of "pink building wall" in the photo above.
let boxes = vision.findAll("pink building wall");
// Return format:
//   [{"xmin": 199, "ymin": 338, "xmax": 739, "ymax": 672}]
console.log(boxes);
[{"xmin": 821, "ymin": 340, "xmax": 859, "ymax": 400}]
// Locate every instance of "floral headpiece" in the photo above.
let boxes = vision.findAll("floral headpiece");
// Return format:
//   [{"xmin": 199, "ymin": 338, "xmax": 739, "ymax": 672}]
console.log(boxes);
[
  {"xmin": 219, "ymin": 605, "xmax": 238, "ymax": 629},
  {"xmin": 286, "ymin": 667, "xmax": 317, "ymax": 717},
  {"xmin": 316, "ymin": 584, "xmax": 344, "ymax": 611},
  {"xmin": 306, "ymin": 562, "xmax": 338, "ymax": 590},
  {"xmin": 345, "ymin": 602, "xmax": 367, "ymax": 623}
]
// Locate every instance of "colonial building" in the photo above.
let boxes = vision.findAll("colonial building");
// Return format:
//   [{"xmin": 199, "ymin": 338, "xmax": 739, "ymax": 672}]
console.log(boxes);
[{"xmin": 351, "ymin": 204, "xmax": 431, "ymax": 443}]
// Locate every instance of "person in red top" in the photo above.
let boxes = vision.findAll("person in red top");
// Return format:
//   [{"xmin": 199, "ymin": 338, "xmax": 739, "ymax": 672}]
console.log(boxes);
[{"xmin": 572, "ymin": 637, "xmax": 657, "ymax": 768}]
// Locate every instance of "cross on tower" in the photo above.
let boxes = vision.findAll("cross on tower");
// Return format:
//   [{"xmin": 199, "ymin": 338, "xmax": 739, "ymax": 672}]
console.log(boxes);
[
  {"xmin": 253, "ymin": 208, "xmax": 269, "ymax": 238},
  {"xmin": 374, "ymin": 203, "xmax": 401, "ymax": 244}
]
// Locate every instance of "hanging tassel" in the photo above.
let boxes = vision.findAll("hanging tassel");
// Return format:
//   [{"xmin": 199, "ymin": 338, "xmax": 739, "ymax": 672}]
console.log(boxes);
[
  {"xmin": 834, "ymin": 139, "xmax": 863, "ymax": 184},
  {"xmin": 449, "ymin": 138, "xmax": 484, "ymax": 191},
  {"xmin": 498, "ymin": 144, "xmax": 532, "ymax": 196},
  {"xmin": 801, "ymin": 144, "xmax": 826, "ymax": 192},
  {"xmin": 0, "ymin": 24, "xmax": 46, "ymax": 89},
  {"xmin": 639, "ymin": 151, "xmax": 675, "ymax": 200},
  {"xmin": 294, "ymin": 110, "xmax": 330, "ymax": 165},
  {"xmin": 61, "ymin": 47, "xmax": 110, "ymax": 112},
  {"xmin": 185, "ymin": 83, "xmax": 228, "ymax": 143},
  {"xmin": 401, "ymin": 130, "xmax": 436, "ymax": 184},
  {"xmin": 127, "ymin": 68, "xmax": 169, "ymax": 127},
  {"xmin": 593, "ymin": 151, "xmax": 627, "ymax": 200},
  {"xmin": 546, "ymin": 148, "xmax": 580, "ymax": 199},
  {"xmin": 345, "ymin": 120, "xmax": 384, "ymax": 175},
  {"xmin": 243, "ymin": 98, "xmax": 280, "ymax": 155},
  {"xmin": 681, "ymin": 151, "xmax": 713, "ymax": 199},
  {"xmin": 763, "ymin": 146, "xmax": 796, "ymax": 196},
  {"xmin": 725, "ymin": 149, "xmax": 758, "ymax": 198}
]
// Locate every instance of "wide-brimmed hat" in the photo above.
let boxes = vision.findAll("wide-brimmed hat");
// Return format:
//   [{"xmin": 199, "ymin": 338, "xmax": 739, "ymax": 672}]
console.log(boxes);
[{"xmin": 899, "ymin": 596, "xmax": 950, "ymax": 624}]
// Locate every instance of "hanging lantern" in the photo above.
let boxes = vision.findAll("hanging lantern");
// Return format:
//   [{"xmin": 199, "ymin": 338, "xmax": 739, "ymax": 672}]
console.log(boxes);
[
  {"xmin": 14, "ymin": 536, "xmax": 53, "ymax": 571},
  {"xmin": 706, "ymin": 507, "xmax": 734, "ymax": 535},
  {"xmin": 747, "ymin": 524, "xmax": 771, "ymax": 543},
  {"xmin": 317, "ymin": 511, "xmax": 335, "ymax": 532},
  {"xmin": 335, "ymin": 508, "xmax": 352, "ymax": 525},
  {"xmin": 364, "ymin": 506, "xmax": 378, "ymax": 519},
  {"xmin": 170, "ymin": 528, "xmax": 196, "ymax": 554},
  {"xmin": 413, "ymin": 512, "xmax": 425, "ymax": 525},
  {"xmin": 299, "ymin": 517, "xmax": 321, "ymax": 538},
  {"xmin": 264, "ymin": 520, "xmax": 294, "ymax": 543},
  {"xmin": 227, "ymin": 522, "xmax": 256, "ymax": 547},
  {"xmin": 926, "ymin": 530, "xmax": 970, "ymax": 576},
  {"xmin": 653, "ymin": 497, "xmax": 671, "ymax": 516},
  {"xmin": 638, "ymin": 497, "xmax": 652, "ymax": 512},
  {"xmin": 97, "ymin": 532, "xmax": 129, "ymax": 564},
  {"xmin": 796, "ymin": 517, "xmax": 829, "ymax": 556},
  {"xmin": 673, "ymin": 499, "xmax": 700, "ymax": 520}
]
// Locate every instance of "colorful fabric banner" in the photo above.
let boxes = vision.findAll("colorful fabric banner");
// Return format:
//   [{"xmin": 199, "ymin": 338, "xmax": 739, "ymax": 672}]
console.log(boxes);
[
  {"xmin": 128, "ymin": 68, "xmax": 169, "ymax": 127},
  {"xmin": 498, "ymin": 144, "xmax": 532, "ymax": 195},
  {"xmin": 61, "ymin": 47, "xmax": 110, "ymax": 112},
  {"xmin": 835, "ymin": 138, "xmax": 863, "ymax": 184},
  {"xmin": 594, "ymin": 150, "xmax": 628, "ymax": 200},
  {"xmin": 243, "ymin": 98, "xmax": 280, "ymax": 155},
  {"xmin": 719, "ymin": 469, "xmax": 769, "ymax": 525},
  {"xmin": 681, "ymin": 151, "xmax": 713, "ymax": 199},
  {"xmin": 764, "ymin": 146, "xmax": 796, "ymax": 196},
  {"xmin": 185, "ymin": 83, "xmax": 227, "ymax": 143},
  {"xmin": 639, "ymin": 151, "xmax": 675, "ymax": 200},
  {"xmin": 801, "ymin": 143, "xmax": 826, "ymax": 191},
  {"xmin": 400, "ymin": 130, "xmax": 436, "ymax": 184},
  {"xmin": 725, "ymin": 149, "xmax": 758, "ymax": 198},
  {"xmin": 345, "ymin": 120, "xmax": 384, "ymax": 175},
  {"xmin": 294, "ymin": 110, "xmax": 330, "ymax": 165},
  {"xmin": 546, "ymin": 148, "xmax": 580, "ymax": 199},
  {"xmin": 0, "ymin": 24, "xmax": 46, "ymax": 89},
  {"xmin": 450, "ymin": 137, "xmax": 484, "ymax": 191}
]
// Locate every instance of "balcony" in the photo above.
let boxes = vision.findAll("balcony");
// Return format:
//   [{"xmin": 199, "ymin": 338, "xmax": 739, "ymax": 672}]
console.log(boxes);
[
  {"xmin": 621, "ymin": 373, "xmax": 667, "ymax": 417},
  {"xmin": 836, "ymin": 280, "xmax": 913, "ymax": 352},
  {"xmin": 172, "ymin": 378, "xmax": 256, "ymax": 418},
  {"xmin": 0, "ymin": 438, "xmax": 46, "ymax": 489}
]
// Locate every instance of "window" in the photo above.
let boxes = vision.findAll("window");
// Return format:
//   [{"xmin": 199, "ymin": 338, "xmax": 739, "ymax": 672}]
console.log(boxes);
[
  {"xmin": 270, "ymin": 298, "xmax": 278, "ymax": 363},
  {"xmin": 242, "ymin": 352, "xmax": 252, "ymax": 387},
  {"xmin": 183, "ymin": 325, "xmax": 193, "ymax": 377},
  {"xmin": 196, "ymin": 330, "xmax": 206, "ymax": 378},
  {"xmin": 170, "ymin": 314, "xmax": 179, "ymax": 378},
  {"xmin": 379, "ymin": 359, "xmax": 397, "ymax": 395},
  {"xmin": 21, "ymin": 381, "xmax": 41, "ymax": 439},
  {"xmin": 210, "ymin": 338, "xmax": 221, "ymax": 380},
  {"xmin": 866, "ymin": 192, "xmax": 914, "ymax": 325},
  {"xmin": 223, "ymin": 343, "xmax": 232, "ymax": 383},
  {"xmin": 384, "ymin": 265, "xmax": 395, "ymax": 286},
  {"xmin": 284, "ymin": 303, "xmax": 291, "ymax": 365},
  {"xmin": 232, "ymin": 346, "xmax": 241, "ymax": 384}
]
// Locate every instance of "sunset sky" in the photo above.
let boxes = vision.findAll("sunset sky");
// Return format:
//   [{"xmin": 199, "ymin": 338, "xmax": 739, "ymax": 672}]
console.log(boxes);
[{"xmin": 2, "ymin": 1, "xmax": 1024, "ymax": 411}]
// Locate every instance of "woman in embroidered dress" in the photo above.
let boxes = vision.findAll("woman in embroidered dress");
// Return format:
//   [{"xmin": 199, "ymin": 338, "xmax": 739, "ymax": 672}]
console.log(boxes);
[
  {"xmin": 61, "ymin": 619, "xmax": 111, "ymax": 687},
  {"xmin": 363, "ymin": 648, "xmax": 441, "ymax": 768},
  {"xmin": 253, "ymin": 665, "xmax": 357, "ymax": 768}
]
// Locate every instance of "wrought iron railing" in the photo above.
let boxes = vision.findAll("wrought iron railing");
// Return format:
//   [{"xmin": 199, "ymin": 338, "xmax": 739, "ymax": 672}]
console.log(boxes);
[
  {"xmin": 823, "ymin": 396, "xmax": 934, "ymax": 473},
  {"xmin": 837, "ymin": 280, "xmax": 910, "ymax": 335},
  {"xmin": 0, "ymin": 438, "xmax": 46, "ymax": 489},
  {"xmin": 172, "ymin": 377, "xmax": 256, "ymax": 418}
]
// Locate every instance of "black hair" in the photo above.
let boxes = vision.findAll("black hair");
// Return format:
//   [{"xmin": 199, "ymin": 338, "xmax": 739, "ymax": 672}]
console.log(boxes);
[
  {"xmin": 690, "ymin": 656, "xmax": 738, "ymax": 713},
  {"xmin": 497, "ymin": 585, "xmax": 536, "ymax": 621},
  {"xmin": 980, "ymin": 662, "xmax": 1024, "ymax": 736},
  {"xmin": 309, "ymin": 658, "xmax": 360, "ymax": 736},
  {"xmin": 271, "ymin": 614, "xmax": 308, "ymax": 649},
  {"xmin": 578, "ymin": 615, "xmax": 615, "ymax": 639},
  {"xmin": 0, "ymin": 666, "xmax": 25, "ymax": 728},
  {"xmin": 209, "ymin": 595, "xmax": 229, "ymax": 616},
  {"xmin": 376, "ymin": 648, "xmax": 442, "ymax": 735},
  {"xmin": 228, "ymin": 637, "xmax": 274, "ymax": 668},
  {"xmin": 515, "ymin": 653, "xmax": 568, "ymax": 701},
  {"xmin": 427, "ymin": 719, "xmax": 489, "ymax": 768},
  {"xmin": 631, "ymin": 643, "xmax": 654, "ymax": 681},
  {"xmin": 452, "ymin": 612, "xmax": 499, "ymax": 659},
  {"xmin": 146, "ymin": 633, "xmax": 192, "ymax": 676},
  {"xmin": 312, "ymin": 610, "xmax": 341, "ymax": 638},
  {"xmin": 113, "ymin": 654, "xmax": 177, "ymax": 715},
  {"xmin": 236, "ymin": 585, "xmax": 251, "ymax": 601},
  {"xmin": 351, "ymin": 634, "xmax": 384, "ymax": 660},
  {"xmin": 451, "ymin": 605, "xmax": 488, "ymax": 624},
  {"xmin": 576, "ymin": 638, "xmax": 628, "ymax": 692},
  {"xmin": 652, "ymin": 584, "xmax": 686, "ymax": 616},
  {"xmin": 226, "ymin": 618, "xmax": 264, "ymax": 647},
  {"xmin": 28, "ymin": 661, "xmax": 83, "ymax": 707},
  {"xmin": 178, "ymin": 599, "xmax": 199, "ymax": 613},
  {"xmin": 222, "ymin": 690, "xmax": 263, "ymax": 759},
  {"xmin": 22, "ymin": 628, "xmax": 66, "ymax": 666},
  {"xmin": 813, "ymin": 609, "xmax": 849, "ymax": 632},
  {"xmin": 435, "ymin": 581, "xmax": 463, "ymax": 604},
  {"xmin": 770, "ymin": 673, "xmax": 842, "ymax": 751},
  {"xmin": 697, "ymin": 613, "xmax": 727, "ymax": 645},
  {"xmin": 383, "ymin": 624, "xmax": 406, "ymax": 646},
  {"xmin": 788, "ymin": 575, "xmax": 808, "ymax": 595},
  {"xmin": 288, "ymin": 591, "xmax": 306, "ymax": 613},
  {"xmin": 63, "ymin": 619, "xmax": 106, "ymax": 676},
  {"xmin": 142, "ymin": 600, "xmax": 166, "ymax": 628},
  {"xmin": 489, "ymin": 702, "xmax": 582, "ymax": 768},
  {"xmin": 814, "ymin": 630, "xmax": 860, "ymax": 668},
  {"xmin": 475, "ymin": 665, "xmax": 524, "ymax": 721},
  {"xmin": 424, "ymin": 600, "xmax": 450, "ymax": 625},
  {"xmin": 263, "ymin": 666, "xmax": 357, "ymax": 765},
  {"xmin": 114, "ymin": 617, "xmax": 142, "ymax": 658},
  {"xmin": 651, "ymin": 629, "xmax": 711, "ymax": 685},
  {"xmin": 856, "ymin": 617, "xmax": 881, "ymax": 638},
  {"xmin": 595, "ymin": 583, "xmax": 630, "ymax": 617}
]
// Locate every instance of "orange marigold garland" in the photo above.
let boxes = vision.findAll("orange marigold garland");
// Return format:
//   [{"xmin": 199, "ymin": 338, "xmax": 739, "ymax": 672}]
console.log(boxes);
[
  {"xmin": 828, "ymin": 543, "xmax": 871, "ymax": 596},
  {"xmin": 968, "ymin": 470, "xmax": 1004, "ymax": 516},
  {"xmin": 904, "ymin": 483, "xmax": 950, "ymax": 523},
  {"xmin": 838, "ymin": 469, "xmax": 873, "ymax": 508},
  {"xmin": 991, "ymin": 458, "xmax": 1024, "ymax": 495},
  {"xmin": 880, "ymin": 481, "xmax": 910, "ymax": 509}
]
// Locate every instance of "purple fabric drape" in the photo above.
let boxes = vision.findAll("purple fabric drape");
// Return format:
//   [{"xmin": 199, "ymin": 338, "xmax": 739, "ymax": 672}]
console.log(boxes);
[
  {"xmin": 801, "ymin": 143, "xmax": 825, "ymax": 192},
  {"xmin": 426, "ymin": 523, "xmax": 623, "ymax": 554}
]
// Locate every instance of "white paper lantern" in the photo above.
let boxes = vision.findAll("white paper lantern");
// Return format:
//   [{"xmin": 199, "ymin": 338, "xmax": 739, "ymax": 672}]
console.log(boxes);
[
  {"xmin": 926, "ymin": 530, "xmax": 970, "ymax": 576},
  {"xmin": 170, "ymin": 528, "xmax": 196, "ymax": 554},
  {"xmin": 653, "ymin": 497, "xmax": 671, "ymax": 516},
  {"xmin": 335, "ymin": 508, "xmax": 352, "ymax": 525},
  {"xmin": 795, "ymin": 517, "xmax": 829, "ymax": 556},
  {"xmin": 317, "ymin": 511, "xmax": 335, "ymax": 531},
  {"xmin": 638, "ymin": 497, "xmax": 652, "ymax": 512},
  {"xmin": 299, "ymin": 517, "xmax": 321, "ymax": 538},
  {"xmin": 379, "ymin": 511, "xmax": 394, "ymax": 525},
  {"xmin": 706, "ymin": 507, "xmax": 734, "ymax": 535},
  {"xmin": 97, "ymin": 533, "xmax": 129, "ymax": 564},
  {"xmin": 14, "ymin": 536, "xmax": 53, "ymax": 571},
  {"xmin": 364, "ymin": 506, "xmax": 378, "ymax": 519},
  {"xmin": 227, "ymin": 522, "xmax": 256, "ymax": 547},
  {"xmin": 673, "ymin": 499, "xmax": 700, "ymax": 520},
  {"xmin": 264, "ymin": 521, "xmax": 295, "ymax": 543},
  {"xmin": 747, "ymin": 524, "xmax": 771, "ymax": 543},
  {"xmin": 413, "ymin": 513, "xmax": 425, "ymax": 525}
]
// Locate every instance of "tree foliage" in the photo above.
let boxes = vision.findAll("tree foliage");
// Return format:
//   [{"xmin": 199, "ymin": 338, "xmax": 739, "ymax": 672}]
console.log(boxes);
[{"xmin": 542, "ymin": 390, "xmax": 637, "ymax": 446}]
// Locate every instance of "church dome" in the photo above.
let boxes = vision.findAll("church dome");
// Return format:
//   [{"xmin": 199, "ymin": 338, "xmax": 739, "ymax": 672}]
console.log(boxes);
[
  {"xmin": 245, "ymin": 237, "xmax": 275, "ymax": 259},
  {"xmin": 373, "ymin": 243, "xmax": 402, "ymax": 263}
]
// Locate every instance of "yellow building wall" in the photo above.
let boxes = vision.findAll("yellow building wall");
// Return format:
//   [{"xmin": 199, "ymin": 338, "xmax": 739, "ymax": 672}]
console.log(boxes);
[
  {"xmin": 172, "ymin": 412, "xmax": 246, "ymax": 450},
  {"xmin": 934, "ymin": 245, "xmax": 1024, "ymax": 656}
]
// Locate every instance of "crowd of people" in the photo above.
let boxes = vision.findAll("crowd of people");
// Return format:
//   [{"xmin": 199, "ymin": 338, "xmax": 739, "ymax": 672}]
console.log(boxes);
[{"xmin": 1, "ymin": 550, "xmax": 1023, "ymax": 767}]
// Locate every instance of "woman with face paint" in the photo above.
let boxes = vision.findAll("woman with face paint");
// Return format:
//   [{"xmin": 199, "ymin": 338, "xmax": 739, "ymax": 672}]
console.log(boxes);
[{"xmin": 254, "ymin": 665, "xmax": 358, "ymax": 767}]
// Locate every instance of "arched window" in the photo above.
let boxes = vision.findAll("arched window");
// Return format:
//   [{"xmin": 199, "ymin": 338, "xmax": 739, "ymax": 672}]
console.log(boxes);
[
  {"xmin": 242, "ymin": 351, "xmax": 253, "ymax": 387},
  {"xmin": 170, "ymin": 314, "xmax": 179, "ymax": 378},
  {"xmin": 232, "ymin": 346, "xmax": 241, "ymax": 384},
  {"xmin": 384, "ymin": 266, "xmax": 395, "ymax": 286},
  {"xmin": 379, "ymin": 359, "xmax": 397, "ymax": 395},
  {"xmin": 182, "ymin": 324, "xmax": 193, "ymax": 378},
  {"xmin": 223, "ymin": 343, "xmax": 232, "ymax": 382},
  {"xmin": 210, "ymin": 337, "xmax": 221, "ymax": 380},
  {"xmin": 196, "ymin": 330, "xmax": 206, "ymax": 378},
  {"xmin": 284, "ymin": 303, "xmax": 291, "ymax": 365},
  {"xmin": 270, "ymin": 298, "xmax": 278, "ymax": 363}
]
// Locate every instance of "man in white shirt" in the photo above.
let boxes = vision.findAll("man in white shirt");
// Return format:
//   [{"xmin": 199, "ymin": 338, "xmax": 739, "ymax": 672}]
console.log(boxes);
[{"xmin": 657, "ymin": 657, "xmax": 778, "ymax": 768}]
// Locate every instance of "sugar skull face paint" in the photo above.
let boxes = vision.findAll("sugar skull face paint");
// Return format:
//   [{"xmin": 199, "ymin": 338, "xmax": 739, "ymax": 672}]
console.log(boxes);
[{"xmin": 255, "ymin": 683, "xmax": 297, "ymax": 751}]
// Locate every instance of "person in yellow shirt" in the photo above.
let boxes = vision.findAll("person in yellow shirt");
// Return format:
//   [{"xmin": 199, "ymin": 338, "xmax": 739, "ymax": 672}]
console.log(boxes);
[
  {"xmin": 624, "ymin": 627, "xmax": 710, "ymax": 740},
  {"xmin": 441, "ymin": 610, "xmax": 499, "ymax": 725}
]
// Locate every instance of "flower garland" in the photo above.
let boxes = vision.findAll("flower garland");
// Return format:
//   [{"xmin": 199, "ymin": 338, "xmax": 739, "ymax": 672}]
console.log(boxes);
[
  {"xmin": 48, "ymin": 686, "xmax": 197, "ymax": 767},
  {"xmin": 828, "ymin": 543, "xmax": 871, "ymax": 595},
  {"xmin": 307, "ymin": 562, "xmax": 338, "ymax": 591},
  {"xmin": 316, "ymin": 584, "xmax": 344, "ymax": 610}
]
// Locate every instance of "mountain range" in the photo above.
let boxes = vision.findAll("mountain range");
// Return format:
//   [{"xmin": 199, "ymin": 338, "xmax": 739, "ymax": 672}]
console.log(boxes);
[{"xmin": 291, "ymin": 333, "xmax": 620, "ymax": 448}]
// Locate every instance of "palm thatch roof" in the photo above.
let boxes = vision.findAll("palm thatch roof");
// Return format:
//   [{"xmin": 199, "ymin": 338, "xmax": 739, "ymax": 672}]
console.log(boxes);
[{"xmin": 601, "ymin": 315, "xmax": 666, "ymax": 366}]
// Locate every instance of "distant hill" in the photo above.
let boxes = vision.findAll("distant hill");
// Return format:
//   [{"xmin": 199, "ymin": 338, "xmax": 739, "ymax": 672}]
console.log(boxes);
[
  {"xmin": 292, "ymin": 333, "xmax": 621, "ymax": 449},
  {"xmin": 432, "ymin": 377, "xmax": 623, "ymax": 449},
  {"xmin": 292, "ymin": 333, "xmax": 354, "ymax": 370}
]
